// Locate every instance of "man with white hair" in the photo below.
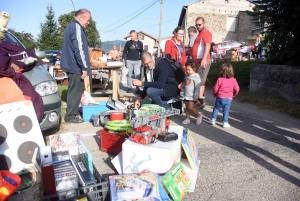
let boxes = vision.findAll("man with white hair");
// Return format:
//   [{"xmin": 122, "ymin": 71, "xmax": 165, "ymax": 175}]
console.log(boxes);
[{"xmin": 61, "ymin": 8, "xmax": 91, "ymax": 123}]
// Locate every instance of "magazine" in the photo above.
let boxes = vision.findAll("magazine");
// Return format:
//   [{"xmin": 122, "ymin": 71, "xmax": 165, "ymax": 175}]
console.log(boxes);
[
  {"xmin": 49, "ymin": 132, "xmax": 80, "ymax": 154},
  {"xmin": 181, "ymin": 128, "xmax": 200, "ymax": 169},
  {"xmin": 110, "ymin": 172, "xmax": 170, "ymax": 201},
  {"xmin": 161, "ymin": 162, "xmax": 191, "ymax": 201}
]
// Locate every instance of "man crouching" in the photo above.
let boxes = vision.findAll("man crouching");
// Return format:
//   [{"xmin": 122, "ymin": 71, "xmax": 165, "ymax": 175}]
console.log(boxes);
[{"xmin": 132, "ymin": 52, "xmax": 179, "ymax": 109}]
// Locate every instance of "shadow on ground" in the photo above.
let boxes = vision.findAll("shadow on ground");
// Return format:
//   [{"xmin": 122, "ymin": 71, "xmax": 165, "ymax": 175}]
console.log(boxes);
[{"xmin": 171, "ymin": 104, "xmax": 300, "ymax": 187}]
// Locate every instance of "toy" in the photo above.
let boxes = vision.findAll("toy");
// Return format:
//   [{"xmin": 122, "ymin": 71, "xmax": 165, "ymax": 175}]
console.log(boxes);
[
  {"xmin": 130, "ymin": 108, "xmax": 180, "ymax": 145},
  {"xmin": 0, "ymin": 11, "xmax": 11, "ymax": 40}
]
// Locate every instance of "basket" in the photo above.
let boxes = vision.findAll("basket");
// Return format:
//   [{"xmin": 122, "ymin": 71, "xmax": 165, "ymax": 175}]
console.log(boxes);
[{"xmin": 42, "ymin": 164, "xmax": 109, "ymax": 201}]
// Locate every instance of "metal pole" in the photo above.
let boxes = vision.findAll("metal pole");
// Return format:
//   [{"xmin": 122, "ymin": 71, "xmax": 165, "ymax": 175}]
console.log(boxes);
[{"xmin": 157, "ymin": 0, "xmax": 164, "ymax": 58}]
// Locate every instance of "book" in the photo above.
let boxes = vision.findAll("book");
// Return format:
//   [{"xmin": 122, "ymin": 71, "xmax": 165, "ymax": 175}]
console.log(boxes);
[
  {"xmin": 181, "ymin": 128, "xmax": 200, "ymax": 169},
  {"xmin": 110, "ymin": 172, "xmax": 170, "ymax": 201},
  {"xmin": 161, "ymin": 162, "xmax": 191, "ymax": 201},
  {"xmin": 78, "ymin": 139, "xmax": 93, "ymax": 174},
  {"xmin": 70, "ymin": 154, "xmax": 96, "ymax": 186}
]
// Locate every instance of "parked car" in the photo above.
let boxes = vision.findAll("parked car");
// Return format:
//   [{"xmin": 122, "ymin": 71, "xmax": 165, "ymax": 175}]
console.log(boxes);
[
  {"xmin": 214, "ymin": 40, "xmax": 254, "ymax": 54},
  {"xmin": 44, "ymin": 50, "xmax": 61, "ymax": 65},
  {"xmin": 2, "ymin": 32, "xmax": 61, "ymax": 131}
]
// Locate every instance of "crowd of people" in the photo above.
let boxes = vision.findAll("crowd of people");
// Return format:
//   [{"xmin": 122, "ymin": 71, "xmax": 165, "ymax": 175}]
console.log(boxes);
[{"xmin": 61, "ymin": 8, "xmax": 240, "ymax": 128}]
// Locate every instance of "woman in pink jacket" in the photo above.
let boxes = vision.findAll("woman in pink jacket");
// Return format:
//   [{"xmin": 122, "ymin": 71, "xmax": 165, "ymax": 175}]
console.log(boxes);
[{"xmin": 208, "ymin": 63, "xmax": 240, "ymax": 128}]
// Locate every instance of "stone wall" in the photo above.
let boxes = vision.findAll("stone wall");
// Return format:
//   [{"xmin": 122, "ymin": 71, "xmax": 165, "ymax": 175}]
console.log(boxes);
[
  {"xmin": 182, "ymin": 0, "xmax": 255, "ymax": 45},
  {"xmin": 250, "ymin": 64, "xmax": 300, "ymax": 103}
]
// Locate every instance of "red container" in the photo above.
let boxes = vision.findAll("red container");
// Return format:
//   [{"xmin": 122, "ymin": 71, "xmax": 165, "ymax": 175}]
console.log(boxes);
[
  {"xmin": 110, "ymin": 112, "xmax": 124, "ymax": 121},
  {"xmin": 100, "ymin": 129, "xmax": 127, "ymax": 155}
]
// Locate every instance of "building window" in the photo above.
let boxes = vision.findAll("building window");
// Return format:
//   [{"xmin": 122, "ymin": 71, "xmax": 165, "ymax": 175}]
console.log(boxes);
[
  {"xmin": 226, "ymin": 16, "xmax": 236, "ymax": 32},
  {"xmin": 144, "ymin": 45, "xmax": 148, "ymax": 51},
  {"xmin": 138, "ymin": 33, "xmax": 144, "ymax": 40}
]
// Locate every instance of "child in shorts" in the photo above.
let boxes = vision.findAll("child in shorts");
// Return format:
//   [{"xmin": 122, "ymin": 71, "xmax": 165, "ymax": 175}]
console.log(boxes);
[
  {"xmin": 181, "ymin": 60, "xmax": 202, "ymax": 125},
  {"xmin": 208, "ymin": 63, "xmax": 240, "ymax": 128}
]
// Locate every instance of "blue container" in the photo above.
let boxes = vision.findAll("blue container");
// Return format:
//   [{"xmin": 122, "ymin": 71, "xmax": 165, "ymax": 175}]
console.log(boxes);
[{"xmin": 82, "ymin": 101, "xmax": 110, "ymax": 122}]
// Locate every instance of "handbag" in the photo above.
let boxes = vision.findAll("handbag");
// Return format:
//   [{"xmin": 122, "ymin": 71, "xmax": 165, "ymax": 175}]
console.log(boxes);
[
  {"xmin": 89, "ymin": 48, "xmax": 106, "ymax": 67},
  {"xmin": 168, "ymin": 39, "xmax": 182, "ymax": 61}
]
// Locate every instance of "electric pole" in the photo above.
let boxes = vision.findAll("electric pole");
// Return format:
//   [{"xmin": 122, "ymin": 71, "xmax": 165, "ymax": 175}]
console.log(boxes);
[{"xmin": 157, "ymin": 0, "xmax": 164, "ymax": 57}]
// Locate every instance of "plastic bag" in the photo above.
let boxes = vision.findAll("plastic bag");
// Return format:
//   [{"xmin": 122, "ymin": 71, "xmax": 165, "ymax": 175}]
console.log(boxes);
[
  {"xmin": 0, "ymin": 170, "xmax": 21, "ymax": 201},
  {"xmin": 121, "ymin": 66, "xmax": 129, "ymax": 85},
  {"xmin": 81, "ymin": 91, "xmax": 96, "ymax": 106}
]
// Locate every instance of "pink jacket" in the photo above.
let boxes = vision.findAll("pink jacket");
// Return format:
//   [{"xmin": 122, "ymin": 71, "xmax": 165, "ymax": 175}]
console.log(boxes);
[{"xmin": 213, "ymin": 77, "xmax": 240, "ymax": 99}]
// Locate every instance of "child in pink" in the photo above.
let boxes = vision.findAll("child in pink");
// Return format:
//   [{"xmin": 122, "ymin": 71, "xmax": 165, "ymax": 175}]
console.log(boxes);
[{"xmin": 208, "ymin": 63, "xmax": 240, "ymax": 128}]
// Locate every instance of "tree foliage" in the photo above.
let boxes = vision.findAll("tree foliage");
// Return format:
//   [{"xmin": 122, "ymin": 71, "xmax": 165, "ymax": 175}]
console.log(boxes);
[
  {"xmin": 58, "ymin": 11, "xmax": 101, "ymax": 48},
  {"xmin": 37, "ymin": 4, "xmax": 61, "ymax": 50},
  {"xmin": 8, "ymin": 29, "xmax": 36, "ymax": 51},
  {"xmin": 251, "ymin": 0, "xmax": 300, "ymax": 65}
]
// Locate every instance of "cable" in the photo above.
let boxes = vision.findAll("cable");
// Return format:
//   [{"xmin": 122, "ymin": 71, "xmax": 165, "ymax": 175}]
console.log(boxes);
[
  {"xmin": 99, "ymin": 19, "xmax": 177, "ymax": 32},
  {"xmin": 70, "ymin": 0, "xmax": 76, "ymax": 11},
  {"xmin": 100, "ymin": 0, "xmax": 159, "ymax": 35},
  {"xmin": 98, "ymin": 0, "xmax": 158, "ymax": 30}
]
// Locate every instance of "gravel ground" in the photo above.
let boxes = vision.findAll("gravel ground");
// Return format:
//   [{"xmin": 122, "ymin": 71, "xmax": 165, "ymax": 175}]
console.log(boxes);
[{"xmin": 43, "ymin": 85, "xmax": 300, "ymax": 201}]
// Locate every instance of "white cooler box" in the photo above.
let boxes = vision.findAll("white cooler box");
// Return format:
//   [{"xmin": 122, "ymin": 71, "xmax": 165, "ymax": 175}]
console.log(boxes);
[{"xmin": 122, "ymin": 126, "xmax": 183, "ymax": 174}]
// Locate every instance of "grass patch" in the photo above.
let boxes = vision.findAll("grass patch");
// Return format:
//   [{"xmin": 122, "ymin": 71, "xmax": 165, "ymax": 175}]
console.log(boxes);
[
  {"xmin": 206, "ymin": 61, "xmax": 300, "ymax": 119},
  {"xmin": 58, "ymin": 85, "xmax": 68, "ymax": 102}
]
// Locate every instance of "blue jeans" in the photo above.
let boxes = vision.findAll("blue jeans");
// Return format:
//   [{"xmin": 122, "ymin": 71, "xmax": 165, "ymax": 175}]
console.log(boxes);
[
  {"xmin": 126, "ymin": 60, "xmax": 141, "ymax": 89},
  {"xmin": 211, "ymin": 97, "xmax": 232, "ymax": 123},
  {"xmin": 146, "ymin": 87, "xmax": 170, "ymax": 109}
]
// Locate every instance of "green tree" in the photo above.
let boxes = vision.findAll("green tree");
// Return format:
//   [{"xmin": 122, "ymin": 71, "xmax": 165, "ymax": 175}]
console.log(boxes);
[
  {"xmin": 58, "ymin": 11, "xmax": 101, "ymax": 48},
  {"xmin": 8, "ymin": 29, "xmax": 36, "ymax": 51},
  {"xmin": 251, "ymin": 0, "xmax": 300, "ymax": 65},
  {"xmin": 37, "ymin": 4, "xmax": 60, "ymax": 50}
]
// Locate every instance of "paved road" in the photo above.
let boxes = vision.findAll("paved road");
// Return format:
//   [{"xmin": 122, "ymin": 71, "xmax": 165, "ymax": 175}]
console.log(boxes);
[{"xmin": 52, "ymin": 89, "xmax": 300, "ymax": 201}]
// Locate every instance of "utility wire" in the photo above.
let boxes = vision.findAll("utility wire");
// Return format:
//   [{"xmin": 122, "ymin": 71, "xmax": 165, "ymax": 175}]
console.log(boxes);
[
  {"xmin": 70, "ymin": 0, "xmax": 76, "ymax": 11},
  {"xmin": 99, "ymin": 0, "xmax": 158, "ymax": 30},
  {"xmin": 100, "ymin": 0, "xmax": 159, "ymax": 35},
  {"xmin": 99, "ymin": 19, "xmax": 177, "ymax": 32}
]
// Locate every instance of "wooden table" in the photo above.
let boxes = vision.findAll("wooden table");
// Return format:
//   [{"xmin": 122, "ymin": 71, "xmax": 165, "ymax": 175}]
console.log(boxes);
[{"xmin": 90, "ymin": 66, "xmax": 122, "ymax": 100}]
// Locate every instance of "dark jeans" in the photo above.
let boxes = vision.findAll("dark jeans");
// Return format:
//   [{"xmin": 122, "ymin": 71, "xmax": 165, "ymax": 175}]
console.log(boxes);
[
  {"xmin": 211, "ymin": 97, "xmax": 232, "ymax": 123},
  {"xmin": 65, "ymin": 73, "xmax": 84, "ymax": 121},
  {"xmin": 146, "ymin": 87, "xmax": 170, "ymax": 109}
]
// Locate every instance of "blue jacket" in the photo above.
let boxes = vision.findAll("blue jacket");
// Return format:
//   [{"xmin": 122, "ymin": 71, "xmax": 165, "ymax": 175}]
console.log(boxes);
[
  {"xmin": 61, "ymin": 20, "xmax": 91, "ymax": 75},
  {"xmin": 140, "ymin": 59, "xmax": 178, "ymax": 99}
]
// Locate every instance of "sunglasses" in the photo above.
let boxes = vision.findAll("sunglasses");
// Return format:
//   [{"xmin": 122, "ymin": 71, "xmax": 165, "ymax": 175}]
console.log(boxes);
[{"xmin": 195, "ymin": 24, "xmax": 202, "ymax": 27}]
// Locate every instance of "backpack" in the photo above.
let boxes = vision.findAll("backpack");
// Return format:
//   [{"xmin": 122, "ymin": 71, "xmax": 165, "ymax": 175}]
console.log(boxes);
[{"xmin": 155, "ymin": 53, "xmax": 185, "ymax": 84}]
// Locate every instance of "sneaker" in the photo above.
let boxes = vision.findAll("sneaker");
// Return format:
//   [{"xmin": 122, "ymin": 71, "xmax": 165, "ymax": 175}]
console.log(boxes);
[
  {"xmin": 182, "ymin": 118, "xmax": 190, "ymax": 125},
  {"xmin": 223, "ymin": 122, "xmax": 231, "ymax": 128},
  {"xmin": 65, "ymin": 117, "xmax": 83, "ymax": 123},
  {"xmin": 208, "ymin": 119, "xmax": 216, "ymax": 125},
  {"xmin": 196, "ymin": 115, "xmax": 202, "ymax": 125}
]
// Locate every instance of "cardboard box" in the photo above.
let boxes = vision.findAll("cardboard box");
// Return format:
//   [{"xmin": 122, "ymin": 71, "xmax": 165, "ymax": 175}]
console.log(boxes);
[
  {"xmin": 82, "ymin": 101, "xmax": 109, "ymax": 122},
  {"xmin": 181, "ymin": 158, "xmax": 200, "ymax": 192},
  {"xmin": 161, "ymin": 162, "xmax": 191, "ymax": 201},
  {"xmin": 122, "ymin": 126, "xmax": 183, "ymax": 174}
]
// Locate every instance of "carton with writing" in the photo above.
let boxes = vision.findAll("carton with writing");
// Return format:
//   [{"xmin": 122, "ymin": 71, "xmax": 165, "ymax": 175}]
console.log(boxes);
[{"xmin": 161, "ymin": 162, "xmax": 191, "ymax": 201}]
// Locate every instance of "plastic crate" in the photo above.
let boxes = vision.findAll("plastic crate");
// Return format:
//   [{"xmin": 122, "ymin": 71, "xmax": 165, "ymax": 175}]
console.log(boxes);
[
  {"xmin": 43, "ymin": 164, "xmax": 109, "ymax": 201},
  {"xmin": 100, "ymin": 129, "xmax": 127, "ymax": 155},
  {"xmin": 82, "ymin": 102, "xmax": 110, "ymax": 122}
]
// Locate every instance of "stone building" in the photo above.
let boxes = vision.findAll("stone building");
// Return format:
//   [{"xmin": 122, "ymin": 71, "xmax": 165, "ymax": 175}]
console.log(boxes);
[{"xmin": 178, "ymin": 0, "xmax": 262, "ymax": 45}]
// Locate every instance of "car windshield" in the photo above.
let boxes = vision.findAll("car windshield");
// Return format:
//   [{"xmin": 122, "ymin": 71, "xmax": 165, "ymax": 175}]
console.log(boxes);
[
  {"xmin": 231, "ymin": 41, "xmax": 242, "ymax": 47},
  {"xmin": 220, "ymin": 43, "xmax": 231, "ymax": 49},
  {"xmin": 0, "ymin": 32, "xmax": 24, "ymax": 47}
]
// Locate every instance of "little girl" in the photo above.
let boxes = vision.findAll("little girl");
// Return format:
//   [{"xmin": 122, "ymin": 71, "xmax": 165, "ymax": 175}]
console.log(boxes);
[
  {"xmin": 182, "ymin": 60, "xmax": 202, "ymax": 125},
  {"xmin": 208, "ymin": 63, "xmax": 240, "ymax": 128}
]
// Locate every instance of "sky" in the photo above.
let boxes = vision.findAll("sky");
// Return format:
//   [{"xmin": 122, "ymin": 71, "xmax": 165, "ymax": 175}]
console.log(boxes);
[{"xmin": 1, "ymin": 0, "xmax": 194, "ymax": 42}]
